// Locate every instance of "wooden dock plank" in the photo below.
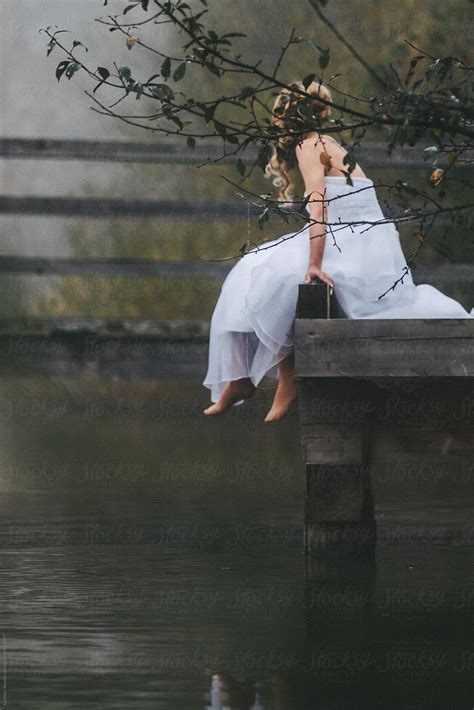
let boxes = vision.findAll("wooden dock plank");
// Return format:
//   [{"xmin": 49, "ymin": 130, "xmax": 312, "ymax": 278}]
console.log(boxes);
[{"xmin": 296, "ymin": 320, "xmax": 474, "ymax": 378}]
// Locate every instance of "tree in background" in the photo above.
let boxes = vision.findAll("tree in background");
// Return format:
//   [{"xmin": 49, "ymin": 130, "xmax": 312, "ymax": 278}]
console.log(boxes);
[{"xmin": 41, "ymin": 0, "xmax": 474, "ymax": 275}]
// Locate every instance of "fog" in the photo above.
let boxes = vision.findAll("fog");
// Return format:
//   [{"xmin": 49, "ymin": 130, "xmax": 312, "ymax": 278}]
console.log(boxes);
[{"xmin": 0, "ymin": 0, "xmax": 169, "ymax": 140}]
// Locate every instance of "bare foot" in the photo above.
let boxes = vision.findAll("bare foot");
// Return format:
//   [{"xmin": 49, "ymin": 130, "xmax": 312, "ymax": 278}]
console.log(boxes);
[
  {"xmin": 203, "ymin": 379, "xmax": 256, "ymax": 416},
  {"xmin": 264, "ymin": 352, "xmax": 297, "ymax": 422},
  {"xmin": 264, "ymin": 379, "xmax": 297, "ymax": 422}
]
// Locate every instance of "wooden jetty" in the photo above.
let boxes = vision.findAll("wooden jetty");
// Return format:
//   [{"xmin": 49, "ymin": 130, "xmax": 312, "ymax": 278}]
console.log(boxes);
[{"xmin": 295, "ymin": 281, "xmax": 474, "ymax": 556}]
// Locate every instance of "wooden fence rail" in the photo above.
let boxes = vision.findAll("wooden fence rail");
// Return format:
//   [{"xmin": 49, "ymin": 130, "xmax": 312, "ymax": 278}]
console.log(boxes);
[
  {"xmin": 0, "ymin": 195, "xmax": 248, "ymax": 218},
  {"xmin": 0, "ymin": 194, "xmax": 463, "ymax": 222},
  {"xmin": 0, "ymin": 256, "xmax": 471, "ymax": 283},
  {"xmin": 3, "ymin": 137, "xmax": 473, "ymax": 168},
  {"xmin": 2, "ymin": 139, "xmax": 471, "ymax": 220}
]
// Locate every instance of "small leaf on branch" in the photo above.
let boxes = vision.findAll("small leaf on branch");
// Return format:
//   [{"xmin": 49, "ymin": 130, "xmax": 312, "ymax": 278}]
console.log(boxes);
[
  {"xmin": 118, "ymin": 66, "xmax": 132, "ymax": 82},
  {"xmin": 214, "ymin": 120, "xmax": 227, "ymax": 137},
  {"xmin": 303, "ymin": 73, "xmax": 316, "ymax": 89},
  {"xmin": 161, "ymin": 57, "xmax": 171, "ymax": 79},
  {"xmin": 123, "ymin": 3, "xmax": 139, "ymax": 14},
  {"xmin": 72, "ymin": 40, "xmax": 88, "ymax": 52},
  {"xmin": 56, "ymin": 60, "xmax": 80, "ymax": 81},
  {"xmin": 170, "ymin": 114, "xmax": 184, "ymax": 130},
  {"xmin": 429, "ymin": 168, "xmax": 444, "ymax": 185},
  {"xmin": 150, "ymin": 84, "xmax": 174, "ymax": 100},
  {"xmin": 257, "ymin": 144, "xmax": 273, "ymax": 170},
  {"xmin": 202, "ymin": 103, "xmax": 216, "ymax": 123},
  {"xmin": 319, "ymin": 49, "xmax": 330, "ymax": 69},
  {"xmin": 341, "ymin": 170, "xmax": 353, "ymax": 186},
  {"xmin": 173, "ymin": 62, "xmax": 186, "ymax": 81},
  {"xmin": 297, "ymin": 102, "xmax": 314, "ymax": 121},
  {"xmin": 93, "ymin": 66, "xmax": 110, "ymax": 93},
  {"xmin": 343, "ymin": 151, "xmax": 356, "ymax": 172},
  {"xmin": 239, "ymin": 86, "xmax": 255, "ymax": 99},
  {"xmin": 56, "ymin": 60, "xmax": 70, "ymax": 82},
  {"xmin": 236, "ymin": 158, "xmax": 246, "ymax": 176},
  {"xmin": 187, "ymin": 136, "xmax": 196, "ymax": 149},
  {"xmin": 66, "ymin": 62, "xmax": 80, "ymax": 79}
]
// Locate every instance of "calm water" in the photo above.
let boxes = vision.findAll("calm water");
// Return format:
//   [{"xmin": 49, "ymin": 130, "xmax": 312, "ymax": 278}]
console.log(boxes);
[{"xmin": 0, "ymin": 375, "xmax": 473, "ymax": 709}]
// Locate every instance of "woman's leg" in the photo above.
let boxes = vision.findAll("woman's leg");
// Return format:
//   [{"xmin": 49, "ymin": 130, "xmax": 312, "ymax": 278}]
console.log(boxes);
[
  {"xmin": 264, "ymin": 352, "xmax": 297, "ymax": 422},
  {"xmin": 203, "ymin": 331, "xmax": 258, "ymax": 415},
  {"xmin": 203, "ymin": 377, "xmax": 256, "ymax": 416}
]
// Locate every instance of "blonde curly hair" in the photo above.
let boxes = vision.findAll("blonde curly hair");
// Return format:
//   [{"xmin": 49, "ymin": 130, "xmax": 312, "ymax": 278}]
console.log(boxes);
[{"xmin": 264, "ymin": 80, "xmax": 333, "ymax": 204}]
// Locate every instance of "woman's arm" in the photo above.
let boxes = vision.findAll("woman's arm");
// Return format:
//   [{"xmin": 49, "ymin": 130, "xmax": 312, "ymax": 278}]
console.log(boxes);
[{"xmin": 295, "ymin": 136, "xmax": 334, "ymax": 287}]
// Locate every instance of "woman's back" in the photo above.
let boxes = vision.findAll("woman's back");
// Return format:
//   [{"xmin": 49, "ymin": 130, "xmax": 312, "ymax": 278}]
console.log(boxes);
[{"xmin": 300, "ymin": 131, "xmax": 368, "ymax": 179}]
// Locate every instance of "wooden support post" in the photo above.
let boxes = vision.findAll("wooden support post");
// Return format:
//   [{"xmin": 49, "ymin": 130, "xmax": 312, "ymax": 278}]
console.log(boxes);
[
  {"xmin": 295, "ymin": 283, "xmax": 474, "ymax": 557},
  {"xmin": 300, "ymin": 379, "xmax": 378, "ymax": 555},
  {"xmin": 296, "ymin": 281, "xmax": 376, "ymax": 555}
]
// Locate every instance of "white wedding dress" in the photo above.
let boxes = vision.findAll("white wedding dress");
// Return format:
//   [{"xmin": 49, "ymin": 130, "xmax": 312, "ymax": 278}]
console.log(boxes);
[{"xmin": 203, "ymin": 175, "xmax": 473, "ymax": 404}]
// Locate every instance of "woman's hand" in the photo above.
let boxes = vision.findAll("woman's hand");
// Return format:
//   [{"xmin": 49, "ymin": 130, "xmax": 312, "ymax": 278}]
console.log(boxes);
[{"xmin": 304, "ymin": 263, "xmax": 334, "ymax": 288}]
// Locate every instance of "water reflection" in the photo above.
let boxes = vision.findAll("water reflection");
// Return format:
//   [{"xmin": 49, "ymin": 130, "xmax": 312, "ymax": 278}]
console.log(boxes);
[
  {"xmin": 0, "ymin": 375, "xmax": 472, "ymax": 709},
  {"xmin": 205, "ymin": 672, "xmax": 264, "ymax": 709}
]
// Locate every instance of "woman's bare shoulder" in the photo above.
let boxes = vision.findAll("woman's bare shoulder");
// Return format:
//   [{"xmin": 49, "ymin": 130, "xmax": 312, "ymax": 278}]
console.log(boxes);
[
  {"xmin": 295, "ymin": 132, "xmax": 326, "ymax": 153},
  {"xmin": 297, "ymin": 131, "xmax": 342, "ymax": 150}
]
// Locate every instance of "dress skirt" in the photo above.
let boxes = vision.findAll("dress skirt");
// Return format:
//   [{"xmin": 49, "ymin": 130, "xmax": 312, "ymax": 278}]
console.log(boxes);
[{"xmin": 203, "ymin": 175, "xmax": 473, "ymax": 404}]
